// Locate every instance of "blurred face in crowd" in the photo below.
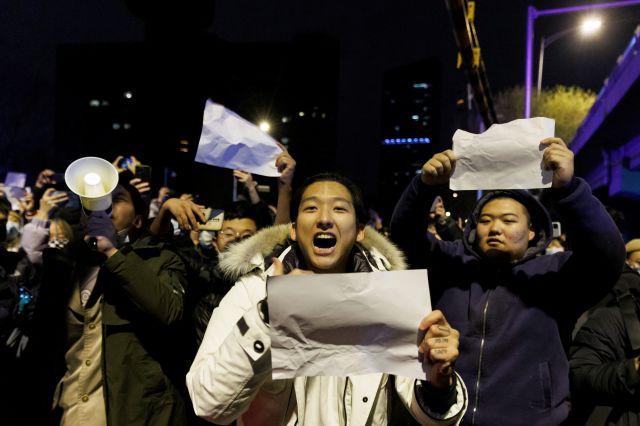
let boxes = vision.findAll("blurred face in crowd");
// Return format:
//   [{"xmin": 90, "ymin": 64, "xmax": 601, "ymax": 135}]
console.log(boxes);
[
  {"xmin": 291, "ymin": 180, "xmax": 365, "ymax": 274},
  {"xmin": 111, "ymin": 189, "xmax": 142, "ymax": 233},
  {"xmin": 476, "ymin": 197, "xmax": 535, "ymax": 263},
  {"xmin": 49, "ymin": 219, "xmax": 72, "ymax": 242},
  {"xmin": 215, "ymin": 218, "xmax": 257, "ymax": 252},
  {"xmin": 429, "ymin": 197, "xmax": 445, "ymax": 221}
]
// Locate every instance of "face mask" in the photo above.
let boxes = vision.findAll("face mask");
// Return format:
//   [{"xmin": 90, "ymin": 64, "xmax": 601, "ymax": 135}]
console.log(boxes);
[
  {"xmin": 115, "ymin": 227, "xmax": 130, "ymax": 248},
  {"xmin": 545, "ymin": 246, "xmax": 564, "ymax": 255},
  {"xmin": 199, "ymin": 230, "xmax": 214, "ymax": 248},
  {"xmin": 170, "ymin": 219, "xmax": 181, "ymax": 236},
  {"xmin": 6, "ymin": 221, "xmax": 20, "ymax": 239},
  {"xmin": 48, "ymin": 238, "xmax": 69, "ymax": 249}
]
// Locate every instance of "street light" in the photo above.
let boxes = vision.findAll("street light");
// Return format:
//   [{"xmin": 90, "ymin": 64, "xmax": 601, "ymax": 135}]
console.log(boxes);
[
  {"xmin": 524, "ymin": 0, "xmax": 640, "ymax": 118},
  {"xmin": 258, "ymin": 121, "xmax": 271, "ymax": 133},
  {"xmin": 536, "ymin": 17, "xmax": 603, "ymax": 97},
  {"xmin": 581, "ymin": 16, "xmax": 603, "ymax": 34}
]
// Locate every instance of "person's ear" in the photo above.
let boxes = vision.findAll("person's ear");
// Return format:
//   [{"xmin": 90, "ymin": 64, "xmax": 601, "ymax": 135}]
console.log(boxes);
[
  {"xmin": 290, "ymin": 222, "xmax": 297, "ymax": 241},
  {"xmin": 132, "ymin": 214, "xmax": 144, "ymax": 230},
  {"xmin": 356, "ymin": 224, "xmax": 365, "ymax": 242},
  {"xmin": 528, "ymin": 226, "xmax": 535, "ymax": 242}
]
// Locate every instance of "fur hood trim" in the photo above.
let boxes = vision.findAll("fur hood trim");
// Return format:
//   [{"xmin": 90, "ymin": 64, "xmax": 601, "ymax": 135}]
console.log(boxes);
[{"xmin": 218, "ymin": 224, "xmax": 406, "ymax": 282}]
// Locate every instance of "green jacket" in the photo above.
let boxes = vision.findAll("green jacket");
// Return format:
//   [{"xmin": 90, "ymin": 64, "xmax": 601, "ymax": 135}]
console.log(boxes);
[{"xmin": 30, "ymin": 235, "xmax": 188, "ymax": 426}]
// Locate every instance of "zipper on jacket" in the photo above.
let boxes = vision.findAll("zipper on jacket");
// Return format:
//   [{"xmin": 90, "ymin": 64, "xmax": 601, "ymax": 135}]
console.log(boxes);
[{"xmin": 471, "ymin": 290, "xmax": 491, "ymax": 425}]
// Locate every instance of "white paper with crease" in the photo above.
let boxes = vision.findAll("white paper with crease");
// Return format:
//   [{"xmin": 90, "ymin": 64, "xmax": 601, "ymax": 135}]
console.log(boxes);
[
  {"xmin": 267, "ymin": 269, "xmax": 431, "ymax": 381},
  {"xmin": 450, "ymin": 117, "xmax": 555, "ymax": 190},
  {"xmin": 195, "ymin": 99, "xmax": 283, "ymax": 177}
]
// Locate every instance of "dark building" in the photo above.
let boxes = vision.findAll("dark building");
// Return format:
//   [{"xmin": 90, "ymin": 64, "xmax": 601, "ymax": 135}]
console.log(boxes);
[
  {"xmin": 376, "ymin": 59, "xmax": 441, "ymax": 220},
  {"xmin": 376, "ymin": 58, "xmax": 477, "ymax": 224},
  {"xmin": 53, "ymin": 34, "xmax": 339, "ymax": 208}
]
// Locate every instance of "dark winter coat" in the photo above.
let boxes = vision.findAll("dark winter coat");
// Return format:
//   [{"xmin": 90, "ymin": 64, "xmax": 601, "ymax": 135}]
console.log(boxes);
[
  {"xmin": 570, "ymin": 265, "xmax": 640, "ymax": 425},
  {"xmin": 170, "ymin": 236, "xmax": 234, "ymax": 349},
  {"xmin": 26, "ymin": 235, "xmax": 188, "ymax": 426},
  {"xmin": 390, "ymin": 176, "xmax": 625, "ymax": 426}
]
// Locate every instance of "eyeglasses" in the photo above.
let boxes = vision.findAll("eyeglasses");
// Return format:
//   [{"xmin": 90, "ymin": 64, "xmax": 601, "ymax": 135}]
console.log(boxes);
[{"xmin": 219, "ymin": 229, "xmax": 255, "ymax": 241}]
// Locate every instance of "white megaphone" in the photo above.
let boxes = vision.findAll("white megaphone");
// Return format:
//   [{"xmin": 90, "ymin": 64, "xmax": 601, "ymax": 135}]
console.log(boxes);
[{"xmin": 65, "ymin": 157, "xmax": 119, "ymax": 211}]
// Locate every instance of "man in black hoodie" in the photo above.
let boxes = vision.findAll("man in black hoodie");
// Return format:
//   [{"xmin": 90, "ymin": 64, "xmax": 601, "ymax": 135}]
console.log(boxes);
[{"xmin": 391, "ymin": 138, "xmax": 625, "ymax": 425}]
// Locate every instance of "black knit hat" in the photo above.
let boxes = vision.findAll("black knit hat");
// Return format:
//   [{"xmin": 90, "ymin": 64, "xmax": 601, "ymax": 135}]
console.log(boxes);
[{"xmin": 465, "ymin": 189, "xmax": 552, "ymax": 260}]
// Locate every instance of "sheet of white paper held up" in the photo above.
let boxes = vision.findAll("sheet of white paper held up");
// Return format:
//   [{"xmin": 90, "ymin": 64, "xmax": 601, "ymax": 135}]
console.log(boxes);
[
  {"xmin": 449, "ymin": 117, "xmax": 555, "ymax": 190},
  {"xmin": 267, "ymin": 269, "xmax": 432, "ymax": 381},
  {"xmin": 195, "ymin": 99, "xmax": 283, "ymax": 177}
]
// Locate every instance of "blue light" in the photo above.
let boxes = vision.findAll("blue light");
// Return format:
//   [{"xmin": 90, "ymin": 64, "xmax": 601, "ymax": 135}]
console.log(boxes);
[{"xmin": 382, "ymin": 137, "xmax": 431, "ymax": 145}]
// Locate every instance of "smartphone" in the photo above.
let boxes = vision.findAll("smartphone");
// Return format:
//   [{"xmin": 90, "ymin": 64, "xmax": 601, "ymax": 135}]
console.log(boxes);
[
  {"xmin": 4, "ymin": 171, "xmax": 27, "ymax": 188},
  {"xmin": 136, "ymin": 165, "xmax": 152, "ymax": 183},
  {"xmin": 118, "ymin": 157, "xmax": 132, "ymax": 169},
  {"xmin": 551, "ymin": 221, "xmax": 562, "ymax": 239},
  {"xmin": 197, "ymin": 208, "xmax": 224, "ymax": 231},
  {"xmin": 51, "ymin": 172, "xmax": 65, "ymax": 184}
]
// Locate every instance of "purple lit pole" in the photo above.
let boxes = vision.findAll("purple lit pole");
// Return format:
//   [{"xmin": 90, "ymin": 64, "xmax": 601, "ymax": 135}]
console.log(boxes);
[{"xmin": 524, "ymin": 0, "xmax": 640, "ymax": 118}]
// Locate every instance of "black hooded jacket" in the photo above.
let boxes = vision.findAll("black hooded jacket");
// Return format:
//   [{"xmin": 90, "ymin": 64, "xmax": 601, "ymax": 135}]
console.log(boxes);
[{"xmin": 391, "ymin": 176, "xmax": 625, "ymax": 426}]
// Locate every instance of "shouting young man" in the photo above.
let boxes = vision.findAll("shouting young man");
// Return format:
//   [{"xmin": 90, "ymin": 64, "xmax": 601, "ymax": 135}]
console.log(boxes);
[{"xmin": 187, "ymin": 173, "xmax": 468, "ymax": 425}]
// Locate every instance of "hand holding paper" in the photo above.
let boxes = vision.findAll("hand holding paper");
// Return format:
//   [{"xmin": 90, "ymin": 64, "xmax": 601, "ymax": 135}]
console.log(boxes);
[
  {"xmin": 421, "ymin": 150, "xmax": 456, "ymax": 185},
  {"xmin": 267, "ymin": 269, "xmax": 436, "ymax": 381},
  {"xmin": 418, "ymin": 310, "xmax": 459, "ymax": 389},
  {"xmin": 448, "ymin": 117, "xmax": 555, "ymax": 190},
  {"xmin": 195, "ymin": 100, "xmax": 284, "ymax": 177},
  {"xmin": 540, "ymin": 137, "xmax": 574, "ymax": 188}
]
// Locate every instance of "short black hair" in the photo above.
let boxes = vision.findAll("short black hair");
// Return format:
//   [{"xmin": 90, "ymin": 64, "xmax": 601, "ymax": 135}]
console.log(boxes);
[
  {"xmin": 290, "ymin": 173, "xmax": 368, "ymax": 226},
  {"xmin": 113, "ymin": 183, "xmax": 148, "ymax": 219},
  {"xmin": 223, "ymin": 200, "xmax": 257, "ymax": 222}
]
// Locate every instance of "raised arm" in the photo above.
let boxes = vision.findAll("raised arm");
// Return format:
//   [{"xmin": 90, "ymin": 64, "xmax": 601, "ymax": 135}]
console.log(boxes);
[
  {"xmin": 274, "ymin": 145, "xmax": 296, "ymax": 225},
  {"xmin": 542, "ymin": 138, "xmax": 625, "ymax": 306},
  {"xmin": 390, "ymin": 150, "xmax": 461, "ymax": 270}
]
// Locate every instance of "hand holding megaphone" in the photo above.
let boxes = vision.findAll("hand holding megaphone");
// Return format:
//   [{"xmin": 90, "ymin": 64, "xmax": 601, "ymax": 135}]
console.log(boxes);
[{"xmin": 83, "ymin": 211, "xmax": 117, "ymax": 257}]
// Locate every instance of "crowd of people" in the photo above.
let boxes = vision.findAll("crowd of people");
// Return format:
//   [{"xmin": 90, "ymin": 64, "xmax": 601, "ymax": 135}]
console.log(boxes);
[{"xmin": 0, "ymin": 136, "xmax": 638, "ymax": 425}]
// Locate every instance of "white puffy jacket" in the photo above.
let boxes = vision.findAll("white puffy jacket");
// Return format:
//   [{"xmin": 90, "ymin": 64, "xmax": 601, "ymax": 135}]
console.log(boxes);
[{"xmin": 187, "ymin": 225, "xmax": 467, "ymax": 425}]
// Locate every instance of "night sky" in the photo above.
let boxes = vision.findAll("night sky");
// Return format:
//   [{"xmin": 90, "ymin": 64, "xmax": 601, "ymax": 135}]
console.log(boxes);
[{"xmin": 2, "ymin": 0, "xmax": 639, "ymax": 194}]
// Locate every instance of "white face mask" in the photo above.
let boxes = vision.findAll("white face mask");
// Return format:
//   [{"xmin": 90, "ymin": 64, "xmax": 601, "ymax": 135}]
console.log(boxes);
[
  {"xmin": 199, "ymin": 230, "xmax": 214, "ymax": 248},
  {"xmin": 48, "ymin": 238, "xmax": 70, "ymax": 249},
  {"xmin": 5, "ymin": 221, "xmax": 21, "ymax": 240},
  {"xmin": 546, "ymin": 246, "xmax": 564, "ymax": 255},
  {"xmin": 115, "ymin": 227, "xmax": 130, "ymax": 248},
  {"xmin": 170, "ymin": 219, "xmax": 181, "ymax": 236}
]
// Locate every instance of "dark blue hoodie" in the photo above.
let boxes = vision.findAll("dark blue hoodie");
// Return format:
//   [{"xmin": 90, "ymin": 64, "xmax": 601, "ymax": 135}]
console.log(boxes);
[{"xmin": 391, "ymin": 176, "xmax": 625, "ymax": 426}]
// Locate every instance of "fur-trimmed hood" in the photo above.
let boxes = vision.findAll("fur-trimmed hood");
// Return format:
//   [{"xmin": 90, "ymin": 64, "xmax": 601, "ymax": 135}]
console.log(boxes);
[{"xmin": 218, "ymin": 224, "xmax": 406, "ymax": 283}]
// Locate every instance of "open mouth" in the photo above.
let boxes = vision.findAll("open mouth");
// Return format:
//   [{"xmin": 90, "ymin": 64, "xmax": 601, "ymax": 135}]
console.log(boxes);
[{"xmin": 313, "ymin": 233, "xmax": 337, "ymax": 249}]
